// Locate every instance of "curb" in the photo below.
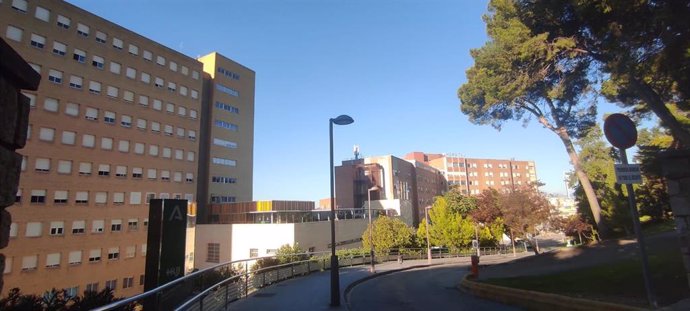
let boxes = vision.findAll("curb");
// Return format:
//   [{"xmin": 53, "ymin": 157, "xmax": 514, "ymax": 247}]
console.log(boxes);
[
  {"xmin": 343, "ymin": 263, "xmax": 438, "ymax": 310},
  {"xmin": 459, "ymin": 274, "xmax": 648, "ymax": 311}
]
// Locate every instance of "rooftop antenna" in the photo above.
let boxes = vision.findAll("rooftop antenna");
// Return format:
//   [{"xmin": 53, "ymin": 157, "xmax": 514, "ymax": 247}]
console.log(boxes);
[{"xmin": 354, "ymin": 145, "xmax": 360, "ymax": 160}]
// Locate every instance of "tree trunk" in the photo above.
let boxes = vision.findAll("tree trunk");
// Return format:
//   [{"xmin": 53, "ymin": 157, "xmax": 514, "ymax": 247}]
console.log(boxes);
[
  {"xmin": 631, "ymin": 78, "xmax": 690, "ymax": 147},
  {"xmin": 578, "ymin": 231, "xmax": 582, "ymax": 244},
  {"xmin": 540, "ymin": 118, "xmax": 607, "ymax": 239},
  {"xmin": 510, "ymin": 229, "xmax": 516, "ymax": 257}
]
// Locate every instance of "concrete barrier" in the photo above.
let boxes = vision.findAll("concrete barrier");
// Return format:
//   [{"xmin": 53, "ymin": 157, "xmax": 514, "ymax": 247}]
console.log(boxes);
[{"xmin": 460, "ymin": 275, "xmax": 648, "ymax": 311}]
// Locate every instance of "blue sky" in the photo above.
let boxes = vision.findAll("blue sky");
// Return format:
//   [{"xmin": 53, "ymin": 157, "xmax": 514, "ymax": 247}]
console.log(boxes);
[{"xmin": 69, "ymin": 0, "xmax": 624, "ymax": 202}]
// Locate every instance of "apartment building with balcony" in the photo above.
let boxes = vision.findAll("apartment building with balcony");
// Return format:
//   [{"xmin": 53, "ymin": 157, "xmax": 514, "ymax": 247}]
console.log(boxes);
[
  {"xmin": 405, "ymin": 152, "xmax": 538, "ymax": 195},
  {"xmin": 1, "ymin": 0, "xmax": 254, "ymax": 297}
]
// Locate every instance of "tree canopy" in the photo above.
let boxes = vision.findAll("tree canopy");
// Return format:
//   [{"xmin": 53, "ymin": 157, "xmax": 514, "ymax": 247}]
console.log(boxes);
[{"xmin": 361, "ymin": 216, "xmax": 415, "ymax": 257}]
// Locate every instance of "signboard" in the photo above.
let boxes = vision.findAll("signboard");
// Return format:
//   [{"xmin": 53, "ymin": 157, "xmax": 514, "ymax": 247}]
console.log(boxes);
[
  {"xmin": 145, "ymin": 199, "xmax": 188, "ymax": 291},
  {"xmin": 615, "ymin": 164, "xmax": 642, "ymax": 184},
  {"xmin": 603, "ymin": 113, "xmax": 637, "ymax": 149}
]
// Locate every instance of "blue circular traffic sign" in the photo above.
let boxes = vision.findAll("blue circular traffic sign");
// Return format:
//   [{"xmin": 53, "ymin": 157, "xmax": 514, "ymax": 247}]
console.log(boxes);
[{"xmin": 604, "ymin": 113, "xmax": 637, "ymax": 149}]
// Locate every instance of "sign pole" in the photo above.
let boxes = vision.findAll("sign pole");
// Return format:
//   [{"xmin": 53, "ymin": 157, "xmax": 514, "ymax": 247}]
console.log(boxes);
[{"xmin": 619, "ymin": 148, "xmax": 657, "ymax": 308}]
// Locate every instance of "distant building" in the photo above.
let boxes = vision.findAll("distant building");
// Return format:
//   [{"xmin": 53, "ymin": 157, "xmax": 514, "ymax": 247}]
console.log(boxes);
[
  {"xmin": 548, "ymin": 195, "xmax": 578, "ymax": 218},
  {"xmin": 404, "ymin": 152, "xmax": 538, "ymax": 195},
  {"xmin": 335, "ymin": 155, "xmax": 447, "ymax": 226}
]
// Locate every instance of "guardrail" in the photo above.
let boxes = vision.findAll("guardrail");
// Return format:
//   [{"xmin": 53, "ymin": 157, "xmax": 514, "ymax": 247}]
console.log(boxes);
[{"xmin": 95, "ymin": 246, "xmax": 517, "ymax": 311}]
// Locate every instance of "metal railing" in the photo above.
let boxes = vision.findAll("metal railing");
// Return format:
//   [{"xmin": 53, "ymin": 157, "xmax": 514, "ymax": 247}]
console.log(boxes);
[{"xmin": 95, "ymin": 246, "xmax": 518, "ymax": 311}]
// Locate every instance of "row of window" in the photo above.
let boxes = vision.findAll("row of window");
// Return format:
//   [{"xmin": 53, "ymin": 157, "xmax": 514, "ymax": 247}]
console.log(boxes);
[
  {"xmin": 16, "ymin": 188, "xmax": 194, "ymax": 206},
  {"xmin": 214, "ymin": 120, "xmax": 238, "ymax": 132},
  {"xmin": 217, "ymin": 67, "xmax": 240, "ymax": 80},
  {"xmin": 21, "ymin": 64, "xmax": 200, "ymax": 119},
  {"xmin": 6, "ymin": 244, "xmax": 146, "ymax": 271},
  {"xmin": 30, "ymin": 127, "xmax": 197, "ymax": 160},
  {"xmin": 215, "ymin": 83, "xmax": 239, "ymax": 97},
  {"xmin": 210, "ymin": 196, "xmax": 237, "ymax": 204},
  {"xmin": 211, "ymin": 176, "xmax": 237, "ymax": 184},
  {"xmin": 447, "ymin": 161, "xmax": 531, "ymax": 170},
  {"xmin": 6, "ymin": 0, "xmax": 200, "ymax": 81},
  {"xmin": 10, "ymin": 218, "xmax": 148, "ymax": 238},
  {"xmin": 214, "ymin": 101, "xmax": 239, "ymax": 114}
]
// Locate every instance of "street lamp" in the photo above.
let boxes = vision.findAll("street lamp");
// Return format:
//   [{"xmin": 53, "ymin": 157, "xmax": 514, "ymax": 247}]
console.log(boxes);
[
  {"xmin": 367, "ymin": 185, "xmax": 380, "ymax": 273},
  {"xmin": 424, "ymin": 206, "xmax": 432, "ymax": 264},
  {"xmin": 329, "ymin": 114, "xmax": 354, "ymax": 307}
]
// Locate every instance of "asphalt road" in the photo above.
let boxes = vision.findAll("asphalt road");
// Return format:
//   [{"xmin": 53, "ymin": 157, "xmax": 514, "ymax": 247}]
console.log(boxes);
[{"xmin": 347, "ymin": 264, "xmax": 522, "ymax": 311}]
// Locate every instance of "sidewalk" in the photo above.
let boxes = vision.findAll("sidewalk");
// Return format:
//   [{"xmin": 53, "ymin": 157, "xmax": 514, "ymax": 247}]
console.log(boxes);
[{"xmin": 227, "ymin": 253, "xmax": 532, "ymax": 311}]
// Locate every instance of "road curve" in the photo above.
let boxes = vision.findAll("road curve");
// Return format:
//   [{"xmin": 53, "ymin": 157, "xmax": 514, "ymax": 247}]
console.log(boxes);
[{"xmin": 347, "ymin": 264, "xmax": 522, "ymax": 311}]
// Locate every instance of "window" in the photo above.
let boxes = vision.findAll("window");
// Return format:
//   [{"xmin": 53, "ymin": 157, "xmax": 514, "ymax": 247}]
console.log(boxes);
[
  {"xmin": 53, "ymin": 191, "xmax": 68, "ymax": 204},
  {"xmin": 140, "ymin": 72, "xmax": 150, "ymax": 84},
  {"xmin": 106, "ymin": 279, "xmax": 117, "ymax": 290},
  {"xmin": 207, "ymin": 243, "xmax": 220, "ymax": 263},
  {"xmin": 95, "ymin": 31, "xmax": 107, "ymax": 44},
  {"xmin": 213, "ymin": 138, "xmax": 237, "ymax": 149},
  {"xmin": 185, "ymin": 173, "xmax": 194, "ymax": 183},
  {"xmin": 22, "ymin": 256, "xmax": 38, "ymax": 271},
  {"xmin": 152, "ymin": 99, "xmax": 162, "ymax": 111},
  {"xmin": 72, "ymin": 220, "xmax": 85, "ymax": 234},
  {"xmin": 173, "ymin": 172, "xmax": 182, "ymax": 183},
  {"xmin": 214, "ymin": 120, "xmax": 238, "ymax": 131},
  {"xmin": 156, "ymin": 55, "xmax": 165, "ymax": 66},
  {"xmin": 149, "ymin": 145, "xmax": 159, "ymax": 156},
  {"xmin": 104, "ymin": 111, "xmax": 115, "ymax": 124},
  {"xmin": 211, "ymin": 196, "xmax": 236, "ymax": 203},
  {"xmin": 85, "ymin": 108, "xmax": 98, "ymax": 122},
  {"xmin": 164, "ymin": 125, "xmax": 173, "ymax": 136},
  {"xmin": 10, "ymin": 223, "xmax": 18, "ymax": 237},
  {"xmin": 89, "ymin": 249, "xmax": 101, "ymax": 262},
  {"xmin": 53, "ymin": 41, "xmax": 67, "ymax": 56},
  {"xmin": 38, "ymin": 128, "xmax": 56, "ymax": 142},
  {"xmin": 86, "ymin": 283, "xmax": 98, "ymax": 292},
  {"xmin": 154, "ymin": 77, "xmax": 164, "ymax": 88},
  {"xmin": 151, "ymin": 122, "xmax": 160, "ymax": 133},
  {"xmin": 78, "ymin": 162, "xmax": 92, "ymax": 176},
  {"xmin": 48, "ymin": 69, "xmax": 63, "ymax": 84},
  {"xmin": 68, "ymin": 250, "xmax": 82, "ymax": 265},
  {"xmin": 128, "ymin": 219, "xmax": 138, "ymax": 230},
  {"xmin": 212, "ymin": 176, "xmax": 237, "ymax": 184},
  {"xmin": 72, "ymin": 49, "xmax": 87, "ymax": 63},
  {"xmin": 167, "ymin": 82, "xmax": 176, "ymax": 92},
  {"xmin": 147, "ymin": 169, "xmax": 157, "ymax": 180},
  {"xmin": 111, "ymin": 220, "xmax": 122, "ymax": 232},
  {"xmin": 181, "ymin": 66, "xmax": 189, "ymax": 75},
  {"xmin": 115, "ymin": 165, "xmax": 127, "ymax": 177},
  {"xmin": 166, "ymin": 103, "xmax": 174, "ymax": 113},
  {"xmin": 46, "ymin": 253, "xmax": 61, "ymax": 268},
  {"xmin": 212, "ymin": 157, "xmax": 236, "ymax": 167},
  {"xmin": 77, "ymin": 23, "xmax": 90, "ymax": 37},
  {"xmin": 249, "ymin": 248, "xmax": 259, "ymax": 258},
  {"xmin": 192, "ymin": 70, "xmax": 200, "ymax": 80},
  {"xmin": 145, "ymin": 193, "xmax": 155, "ymax": 204},
  {"xmin": 133, "ymin": 168, "xmax": 144, "ymax": 179},
  {"xmin": 57, "ymin": 160, "xmax": 72, "ymax": 174},
  {"xmin": 123, "ymin": 277, "xmax": 134, "ymax": 289},
  {"xmin": 188, "ymin": 130, "xmax": 197, "ymax": 141},
  {"xmin": 125, "ymin": 67, "xmax": 136, "ymax": 79},
  {"xmin": 112, "ymin": 37, "xmax": 123, "ymax": 50},
  {"xmin": 65, "ymin": 103, "xmax": 79, "ymax": 116},
  {"xmin": 130, "ymin": 192, "xmax": 142, "ymax": 205},
  {"xmin": 12, "ymin": 0, "xmax": 28, "ymax": 13},
  {"xmin": 175, "ymin": 149, "xmax": 183, "ymax": 160},
  {"xmin": 44, "ymin": 98, "xmax": 59, "ymax": 112},
  {"xmin": 136, "ymin": 119, "xmax": 147, "ymax": 130},
  {"xmin": 75, "ymin": 191, "xmax": 88, "ymax": 204},
  {"xmin": 34, "ymin": 158, "xmax": 50, "ymax": 172},
  {"xmin": 98, "ymin": 164, "xmax": 110, "ymax": 176},
  {"xmin": 128, "ymin": 44, "xmax": 139, "ymax": 55},
  {"xmin": 92, "ymin": 220, "xmax": 104, "ymax": 233},
  {"xmin": 161, "ymin": 170, "xmax": 170, "ymax": 181},
  {"xmin": 109, "ymin": 62, "xmax": 121, "ymax": 74},
  {"xmin": 101, "ymin": 137, "xmax": 113, "ymax": 150},
  {"xmin": 139, "ymin": 95, "xmax": 149, "ymax": 107},
  {"xmin": 180, "ymin": 86, "xmax": 188, "ymax": 96},
  {"xmin": 118, "ymin": 140, "xmax": 130, "ymax": 152},
  {"xmin": 187, "ymin": 151, "xmax": 195, "ymax": 162},
  {"xmin": 126, "ymin": 246, "xmax": 136, "ymax": 258},
  {"xmin": 121, "ymin": 115, "xmax": 132, "ymax": 128},
  {"xmin": 106, "ymin": 86, "xmax": 119, "ymax": 98},
  {"xmin": 5, "ymin": 25, "xmax": 23, "ymax": 42},
  {"xmin": 176, "ymin": 127, "xmax": 185, "ymax": 138},
  {"xmin": 215, "ymin": 101, "xmax": 239, "ymax": 114},
  {"xmin": 92, "ymin": 55, "xmax": 104, "ymax": 69},
  {"xmin": 88, "ymin": 81, "xmax": 101, "ymax": 94},
  {"xmin": 143, "ymin": 50, "xmax": 152, "ymax": 61},
  {"xmin": 191, "ymin": 89, "xmax": 199, "ymax": 99},
  {"xmin": 69, "ymin": 75, "xmax": 83, "ymax": 89},
  {"xmin": 26, "ymin": 222, "xmax": 42, "ymax": 236},
  {"xmin": 134, "ymin": 143, "xmax": 145, "ymax": 155},
  {"xmin": 23, "ymin": 92, "xmax": 36, "ymax": 108},
  {"xmin": 162, "ymin": 147, "xmax": 171, "ymax": 158},
  {"xmin": 65, "ymin": 287, "xmax": 79, "ymax": 298},
  {"xmin": 113, "ymin": 192, "xmax": 125, "ymax": 204},
  {"xmin": 169, "ymin": 61, "xmax": 178, "ymax": 71},
  {"xmin": 57, "ymin": 15, "xmax": 71, "ymax": 29},
  {"xmin": 95, "ymin": 192, "xmax": 108, "ymax": 204},
  {"xmin": 30, "ymin": 33, "xmax": 46, "ymax": 49},
  {"xmin": 49, "ymin": 221, "xmax": 64, "ymax": 235}
]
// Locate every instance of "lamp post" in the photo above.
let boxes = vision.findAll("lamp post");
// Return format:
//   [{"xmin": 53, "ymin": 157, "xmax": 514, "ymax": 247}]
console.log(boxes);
[
  {"xmin": 424, "ymin": 206, "xmax": 432, "ymax": 264},
  {"xmin": 367, "ymin": 185, "xmax": 380, "ymax": 273},
  {"xmin": 329, "ymin": 114, "xmax": 354, "ymax": 307}
]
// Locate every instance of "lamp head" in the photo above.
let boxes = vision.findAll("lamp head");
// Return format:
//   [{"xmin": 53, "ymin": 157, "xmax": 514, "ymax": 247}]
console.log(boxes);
[
  {"xmin": 331, "ymin": 115, "xmax": 354, "ymax": 125},
  {"xmin": 368, "ymin": 185, "xmax": 380, "ymax": 191}
]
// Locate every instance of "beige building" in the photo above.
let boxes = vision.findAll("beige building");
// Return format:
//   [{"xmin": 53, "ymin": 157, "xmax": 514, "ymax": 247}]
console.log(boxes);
[
  {"xmin": 196, "ymin": 53, "xmax": 255, "ymax": 223},
  {"xmin": 405, "ymin": 152, "xmax": 538, "ymax": 195},
  {"xmin": 1, "ymin": 0, "xmax": 254, "ymax": 297},
  {"xmin": 335, "ymin": 155, "xmax": 447, "ymax": 226}
]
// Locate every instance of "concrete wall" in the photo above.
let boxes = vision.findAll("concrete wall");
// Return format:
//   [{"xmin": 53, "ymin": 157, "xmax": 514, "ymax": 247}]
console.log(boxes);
[{"xmin": 194, "ymin": 224, "xmax": 233, "ymax": 270}]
